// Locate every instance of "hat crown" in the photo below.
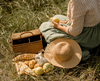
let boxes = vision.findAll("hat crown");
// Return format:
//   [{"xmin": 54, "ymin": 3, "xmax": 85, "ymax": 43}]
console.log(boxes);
[{"xmin": 52, "ymin": 42, "xmax": 73, "ymax": 63}]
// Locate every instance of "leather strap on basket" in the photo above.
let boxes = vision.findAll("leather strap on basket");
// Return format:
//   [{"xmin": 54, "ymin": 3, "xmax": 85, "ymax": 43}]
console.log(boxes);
[{"xmin": 20, "ymin": 31, "xmax": 34, "ymax": 38}]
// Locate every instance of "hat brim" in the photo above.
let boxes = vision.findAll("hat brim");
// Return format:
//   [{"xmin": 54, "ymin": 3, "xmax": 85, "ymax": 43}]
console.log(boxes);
[{"xmin": 44, "ymin": 38, "xmax": 82, "ymax": 68}]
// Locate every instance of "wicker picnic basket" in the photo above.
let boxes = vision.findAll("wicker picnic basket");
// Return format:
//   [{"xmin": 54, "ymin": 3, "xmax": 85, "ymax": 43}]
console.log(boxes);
[{"xmin": 11, "ymin": 29, "xmax": 43, "ymax": 54}]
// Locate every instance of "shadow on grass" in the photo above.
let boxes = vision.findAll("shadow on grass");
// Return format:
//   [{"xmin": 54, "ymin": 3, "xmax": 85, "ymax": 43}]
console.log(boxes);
[{"xmin": 0, "ymin": 53, "xmax": 5, "ymax": 59}]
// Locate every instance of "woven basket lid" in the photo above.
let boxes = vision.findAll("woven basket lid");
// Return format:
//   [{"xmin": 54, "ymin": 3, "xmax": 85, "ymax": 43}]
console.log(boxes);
[{"xmin": 12, "ymin": 29, "xmax": 41, "ymax": 40}]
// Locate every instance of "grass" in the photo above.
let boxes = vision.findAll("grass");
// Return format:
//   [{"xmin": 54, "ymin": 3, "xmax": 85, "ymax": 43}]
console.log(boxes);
[{"xmin": 0, "ymin": 0, "xmax": 100, "ymax": 81}]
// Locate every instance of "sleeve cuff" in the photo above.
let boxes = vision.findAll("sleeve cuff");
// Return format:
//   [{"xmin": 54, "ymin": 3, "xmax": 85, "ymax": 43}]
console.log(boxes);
[{"xmin": 66, "ymin": 26, "xmax": 71, "ymax": 35}]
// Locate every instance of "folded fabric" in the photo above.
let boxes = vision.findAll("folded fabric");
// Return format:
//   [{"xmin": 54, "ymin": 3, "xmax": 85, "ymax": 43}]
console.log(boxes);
[
  {"xmin": 81, "ymin": 50, "xmax": 91, "ymax": 61},
  {"xmin": 12, "ymin": 54, "xmax": 37, "ymax": 75},
  {"xmin": 12, "ymin": 52, "xmax": 48, "ymax": 76},
  {"xmin": 15, "ymin": 62, "xmax": 35, "ymax": 75}
]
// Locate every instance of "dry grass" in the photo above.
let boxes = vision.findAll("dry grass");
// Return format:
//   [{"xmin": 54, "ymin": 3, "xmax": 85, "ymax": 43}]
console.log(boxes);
[{"xmin": 0, "ymin": 0, "xmax": 100, "ymax": 81}]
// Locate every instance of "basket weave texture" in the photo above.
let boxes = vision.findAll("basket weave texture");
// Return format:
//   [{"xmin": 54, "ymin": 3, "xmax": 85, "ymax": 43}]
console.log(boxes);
[{"xmin": 11, "ymin": 29, "xmax": 43, "ymax": 54}]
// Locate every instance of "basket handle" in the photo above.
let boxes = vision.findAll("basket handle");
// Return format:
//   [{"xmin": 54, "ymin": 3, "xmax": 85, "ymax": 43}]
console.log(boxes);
[{"xmin": 20, "ymin": 31, "xmax": 34, "ymax": 38}]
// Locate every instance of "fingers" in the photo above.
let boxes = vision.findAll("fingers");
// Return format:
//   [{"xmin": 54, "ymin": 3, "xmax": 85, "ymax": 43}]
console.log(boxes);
[
  {"xmin": 51, "ymin": 20, "xmax": 55, "ymax": 26},
  {"xmin": 51, "ymin": 20, "xmax": 58, "ymax": 25},
  {"xmin": 50, "ymin": 19, "xmax": 54, "ymax": 23}
]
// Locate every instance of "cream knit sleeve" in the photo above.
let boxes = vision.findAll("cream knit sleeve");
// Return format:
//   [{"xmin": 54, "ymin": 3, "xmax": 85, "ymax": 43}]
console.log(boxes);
[{"xmin": 66, "ymin": 0, "xmax": 86, "ymax": 36}]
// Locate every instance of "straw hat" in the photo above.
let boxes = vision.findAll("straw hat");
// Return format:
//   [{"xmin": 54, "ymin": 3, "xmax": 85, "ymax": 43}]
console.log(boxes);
[{"xmin": 44, "ymin": 38, "xmax": 82, "ymax": 68}]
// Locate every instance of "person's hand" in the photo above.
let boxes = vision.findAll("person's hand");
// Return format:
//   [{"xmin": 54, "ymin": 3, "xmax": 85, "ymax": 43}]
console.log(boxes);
[
  {"xmin": 51, "ymin": 20, "xmax": 60, "ymax": 28},
  {"xmin": 51, "ymin": 20, "xmax": 68, "ymax": 33}
]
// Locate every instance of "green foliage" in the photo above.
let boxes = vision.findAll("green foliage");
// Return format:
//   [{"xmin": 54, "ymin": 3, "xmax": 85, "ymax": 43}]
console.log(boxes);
[
  {"xmin": 0, "ymin": 0, "xmax": 68, "ymax": 33},
  {"xmin": 0, "ymin": 7, "xmax": 2, "ymax": 14}
]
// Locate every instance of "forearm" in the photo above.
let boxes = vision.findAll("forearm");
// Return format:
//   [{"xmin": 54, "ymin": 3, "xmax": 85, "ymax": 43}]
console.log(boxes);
[
  {"xmin": 51, "ymin": 20, "xmax": 68, "ymax": 33},
  {"xmin": 60, "ymin": 19, "xmax": 69, "ymax": 24}
]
